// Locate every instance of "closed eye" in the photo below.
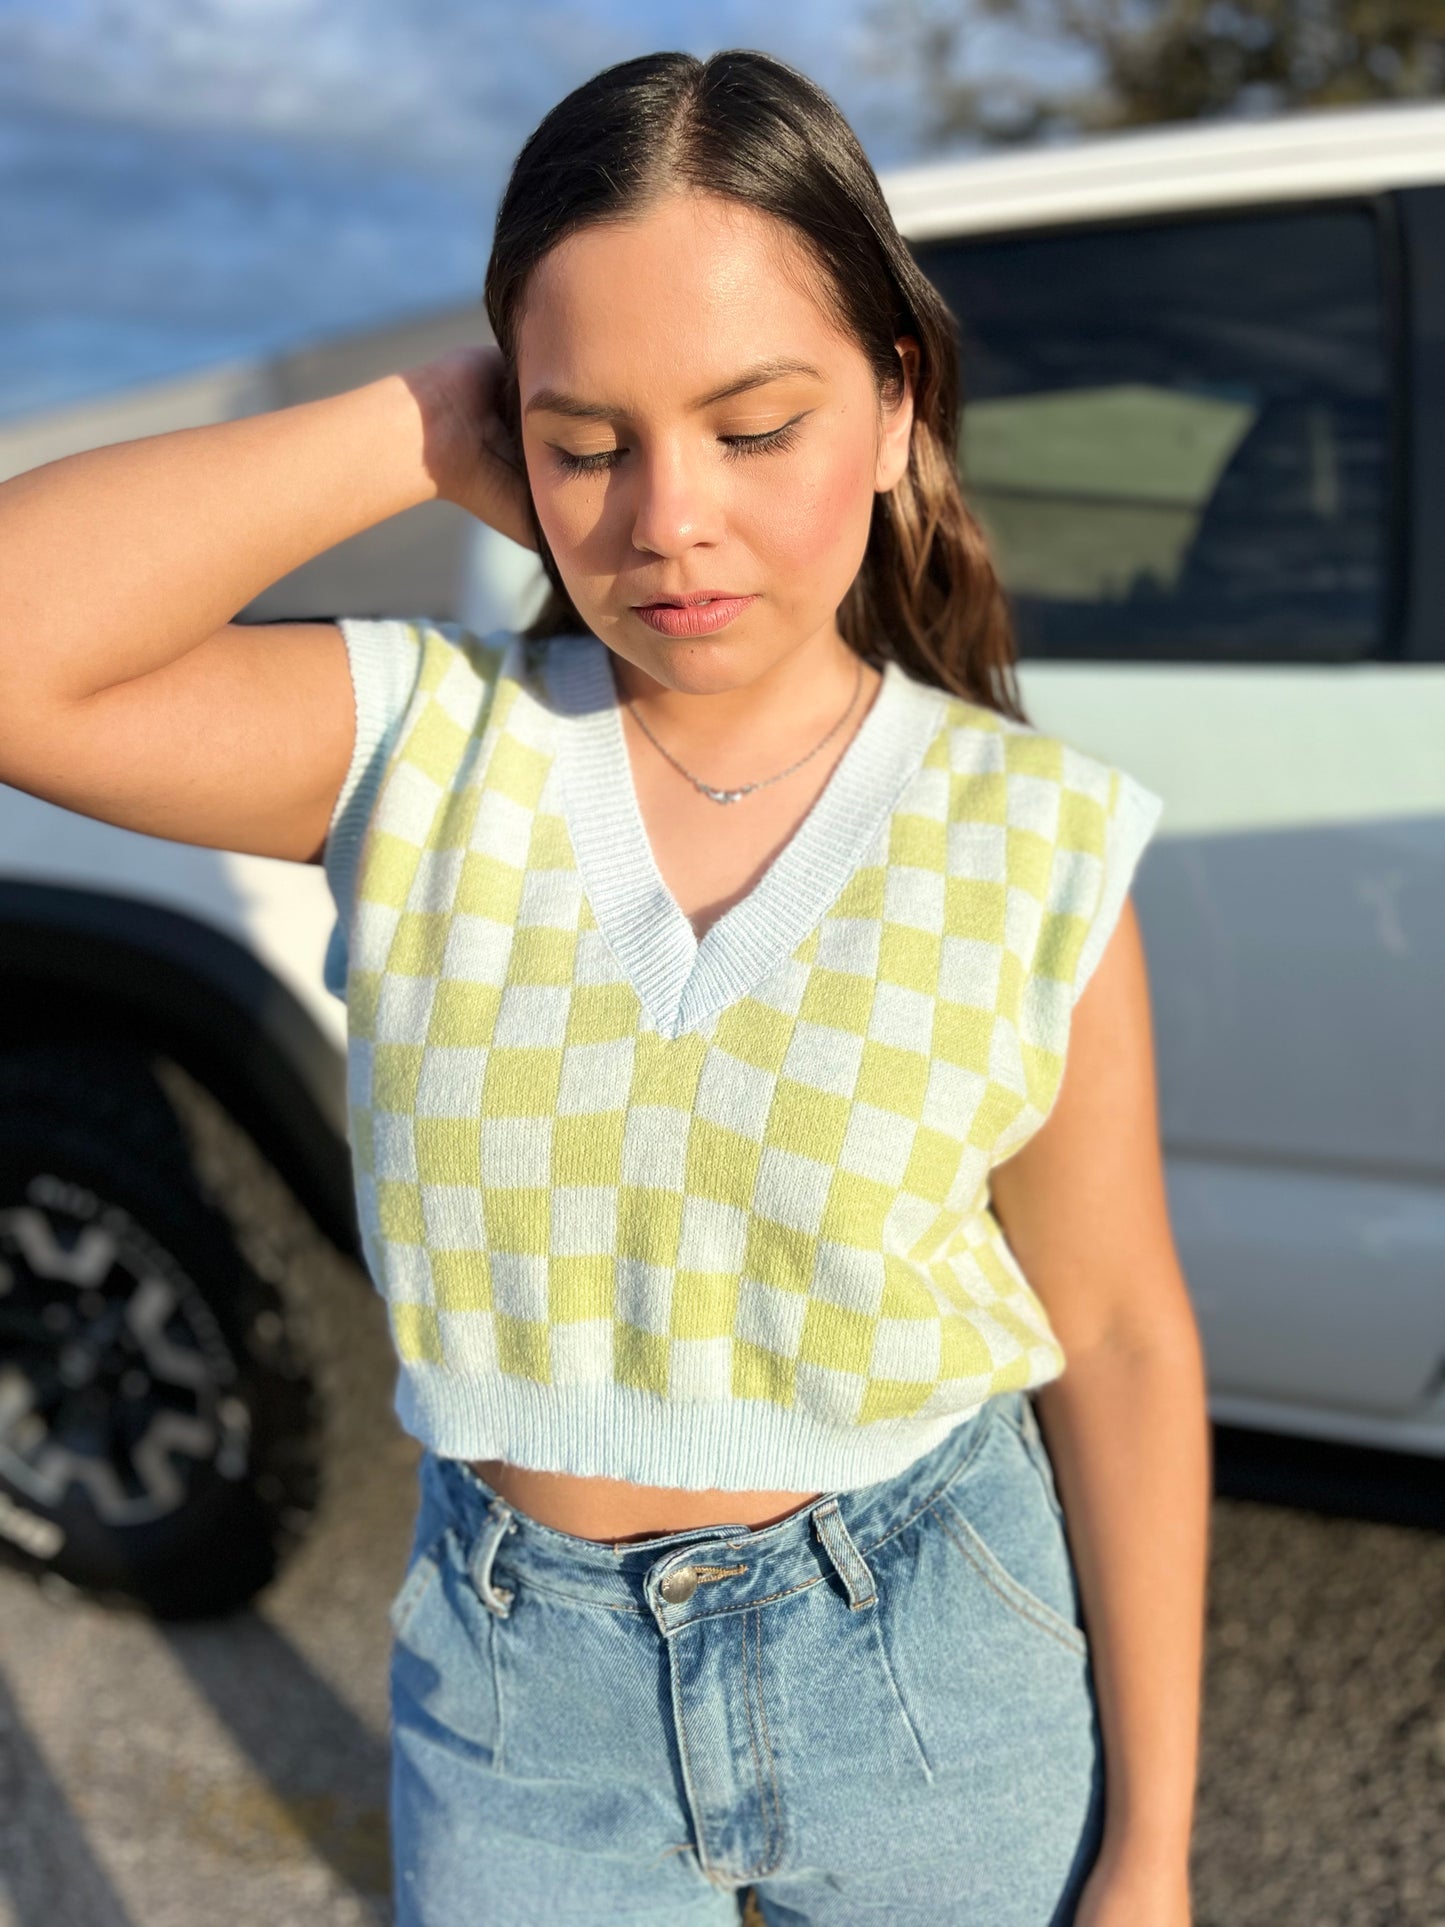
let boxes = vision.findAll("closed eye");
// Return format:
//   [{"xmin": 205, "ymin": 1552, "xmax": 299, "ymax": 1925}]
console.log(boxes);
[{"xmin": 550, "ymin": 414, "xmax": 809, "ymax": 477}]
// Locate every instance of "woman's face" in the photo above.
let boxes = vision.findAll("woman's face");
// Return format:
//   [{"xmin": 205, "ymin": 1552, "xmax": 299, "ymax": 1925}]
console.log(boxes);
[{"xmin": 514, "ymin": 190, "xmax": 916, "ymax": 693}]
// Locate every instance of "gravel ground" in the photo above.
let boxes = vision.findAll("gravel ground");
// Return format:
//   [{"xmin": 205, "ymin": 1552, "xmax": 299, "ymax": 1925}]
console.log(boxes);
[{"xmin": 2, "ymin": 1069, "xmax": 1442, "ymax": 1925}]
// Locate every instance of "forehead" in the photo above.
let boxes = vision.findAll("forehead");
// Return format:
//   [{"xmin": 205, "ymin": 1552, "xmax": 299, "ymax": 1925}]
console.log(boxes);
[{"xmin": 516, "ymin": 192, "xmax": 852, "ymax": 395}]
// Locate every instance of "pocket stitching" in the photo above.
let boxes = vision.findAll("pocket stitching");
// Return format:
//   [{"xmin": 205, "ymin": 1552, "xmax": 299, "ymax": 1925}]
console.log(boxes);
[{"xmin": 931, "ymin": 1494, "xmax": 1088, "ymax": 1659}]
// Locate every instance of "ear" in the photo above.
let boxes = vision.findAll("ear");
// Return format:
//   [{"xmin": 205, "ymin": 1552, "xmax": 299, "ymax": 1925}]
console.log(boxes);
[{"xmin": 874, "ymin": 335, "xmax": 920, "ymax": 494}]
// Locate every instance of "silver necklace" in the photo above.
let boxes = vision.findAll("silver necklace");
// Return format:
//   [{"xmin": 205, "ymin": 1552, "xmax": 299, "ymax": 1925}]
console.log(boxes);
[{"xmin": 624, "ymin": 653, "xmax": 866, "ymax": 805}]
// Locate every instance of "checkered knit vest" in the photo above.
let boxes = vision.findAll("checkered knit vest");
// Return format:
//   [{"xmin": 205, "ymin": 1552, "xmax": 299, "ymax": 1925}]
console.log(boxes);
[{"xmin": 322, "ymin": 619, "xmax": 1164, "ymax": 1490}]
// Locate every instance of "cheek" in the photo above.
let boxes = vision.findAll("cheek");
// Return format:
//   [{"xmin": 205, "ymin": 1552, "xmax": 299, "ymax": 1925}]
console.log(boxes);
[
  {"xmin": 747, "ymin": 436, "xmax": 876, "ymax": 583},
  {"xmin": 527, "ymin": 465, "xmax": 590, "ymax": 557},
  {"xmin": 526, "ymin": 471, "xmax": 625, "ymax": 609}
]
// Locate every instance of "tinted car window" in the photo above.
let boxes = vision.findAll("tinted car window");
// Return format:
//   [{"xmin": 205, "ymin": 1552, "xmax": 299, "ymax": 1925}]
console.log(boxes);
[{"xmin": 912, "ymin": 205, "xmax": 1395, "ymax": 662}]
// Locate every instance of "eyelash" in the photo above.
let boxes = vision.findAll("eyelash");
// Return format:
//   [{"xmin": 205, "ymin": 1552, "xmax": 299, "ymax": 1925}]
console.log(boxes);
[{"xmin": 551, "ymin": 417, "xmax": 805, "ymax": 477}]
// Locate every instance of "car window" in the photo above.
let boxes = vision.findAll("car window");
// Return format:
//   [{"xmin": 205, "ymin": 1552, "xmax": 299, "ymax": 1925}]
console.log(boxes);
[{"xmin": 912, "ymin": 202, "xmax": 1397, "ymax": 663}]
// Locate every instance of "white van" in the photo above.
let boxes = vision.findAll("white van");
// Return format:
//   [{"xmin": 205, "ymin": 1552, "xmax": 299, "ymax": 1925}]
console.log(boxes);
[{"xmin": 2, "ymin": 99, "xmax": 1441, "ymax": 1612}]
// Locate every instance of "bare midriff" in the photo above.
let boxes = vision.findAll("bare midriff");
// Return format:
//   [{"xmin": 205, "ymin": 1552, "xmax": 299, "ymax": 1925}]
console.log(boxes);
[{"xmin": 465, "ymin": 1460, "xmax": 824, "ymax": 1545}]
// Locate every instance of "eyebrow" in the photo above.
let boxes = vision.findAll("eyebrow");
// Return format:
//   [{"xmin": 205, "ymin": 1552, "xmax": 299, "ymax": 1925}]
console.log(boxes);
[{"xmin": 524, "ymin": 356, "xmax": 825, "ymax": 421}]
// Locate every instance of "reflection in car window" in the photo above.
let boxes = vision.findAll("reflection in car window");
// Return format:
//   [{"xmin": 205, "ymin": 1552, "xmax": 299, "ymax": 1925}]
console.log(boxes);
[{"xmin": 913, "ymin": 206, "xmax": 1393, "ymax": 662}]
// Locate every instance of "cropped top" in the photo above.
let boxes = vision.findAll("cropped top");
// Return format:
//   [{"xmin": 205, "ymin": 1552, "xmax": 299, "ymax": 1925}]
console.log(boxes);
[{"xmin": 321, "ymin": 618, "xmax": 1165, "ymax": 1492}]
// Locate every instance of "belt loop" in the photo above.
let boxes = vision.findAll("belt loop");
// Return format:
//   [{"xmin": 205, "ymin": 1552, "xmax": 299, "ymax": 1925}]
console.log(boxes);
[
  {"xmin": 468, "ymin": 1497, "xmax": 519, "ymax": 1616},
  {"xmin": 811, "ymin": 1498, "xmax": 877, "ymax": 1611}
]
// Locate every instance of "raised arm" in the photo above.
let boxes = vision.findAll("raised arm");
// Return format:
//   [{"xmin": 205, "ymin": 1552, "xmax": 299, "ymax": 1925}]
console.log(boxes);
[{"xmin": 0, "ymin": 344, "xmax": 530, "ymax": 864}]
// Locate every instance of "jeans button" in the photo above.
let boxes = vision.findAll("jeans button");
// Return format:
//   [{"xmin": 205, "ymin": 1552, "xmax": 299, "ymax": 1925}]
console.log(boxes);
[{"xmin": 660, "ymin": 1564, "xmax": 699, "ymax": 1603}]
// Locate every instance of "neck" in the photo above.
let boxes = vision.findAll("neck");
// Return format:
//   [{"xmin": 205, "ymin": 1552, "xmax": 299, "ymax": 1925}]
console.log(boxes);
[{"xmin": 609, "ymin": 628, "xmax": 878, "ymax": 759}]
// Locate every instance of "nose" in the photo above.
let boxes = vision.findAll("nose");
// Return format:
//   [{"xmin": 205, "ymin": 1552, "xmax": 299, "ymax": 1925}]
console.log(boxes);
[{"xmin": 628, "ymin": 438, "xmax": 722, "ymax": 558}]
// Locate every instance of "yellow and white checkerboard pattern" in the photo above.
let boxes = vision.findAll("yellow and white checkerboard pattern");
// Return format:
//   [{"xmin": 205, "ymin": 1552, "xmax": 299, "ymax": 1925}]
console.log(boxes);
[{"xmin": 330, "ymin": 619, "xmax": 1164, "ymax": 1487}]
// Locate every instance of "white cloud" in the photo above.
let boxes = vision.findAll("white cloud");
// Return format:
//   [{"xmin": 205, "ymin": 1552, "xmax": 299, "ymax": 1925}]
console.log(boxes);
[
  {"xmin": 0, "ymin": 1, "xmax": 628, "ymax": 175},
  {"xmin": 0, "ymin": 0, "xmax": 954, "ymax": 179}
]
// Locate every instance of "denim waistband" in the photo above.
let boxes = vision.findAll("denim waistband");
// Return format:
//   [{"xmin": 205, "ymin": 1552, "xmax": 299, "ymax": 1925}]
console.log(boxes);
[{"xmin": 427, "ymin": 1390, "xmax": 1017, "ymax": 1627}]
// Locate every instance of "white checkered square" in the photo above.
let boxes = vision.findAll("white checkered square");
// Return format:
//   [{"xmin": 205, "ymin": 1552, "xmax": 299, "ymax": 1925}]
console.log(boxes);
[
  {"xmin": 372, "ymin": 1111, "xmax": 418, "ymax": 1182},
  {"xmin": 377, "ymin": 760, "xmax": 444, "ymax": 847},
  {"xmin": 421, "ymin": 1185, "xmax": 489, "ymax": 1249},
  {"xmin": 386, "ymin": 1242, "xmax": 434, "ymax": 1302},
  {"xmin": 435, "ymin": 1307, "xmax": 501, "ymax": 1375},
  {"xmin": 471, "ymin": 789, "xmax": 534, "ymax": 864},
  {"xmin": 793, "ymin": 1358, "xmax": 864, "ymax": 1424},
  {"xmin": 753, "ymin": 1143, "xmax": 834, "ymax": 1233},
  {"xmin": 480, "ymin": 1113, "xmax": 553, "ymax": 1188},
  {"xmin": 415, "ymin": 1047, "xmax": 487, "ymax": 1118},
  {"xmin": 557, "ymin": 1035, "xmax": 635, "ymax": 1114},
  {"xmin": 838, "ymin": 1102, "xmax": 916, "ymax": 1187},
  {"xmin": 490, "ymin": 1251, "xmax": 549, "ymax": 1322},
  {"xmin": 695, "ymin": 1048, "xmax": 774, "ymax": 1142},
  {"xmin": 668, "ymin": 1336, "xmax": 734, "ymax": 1402},
  {"xmin": 920, "ymin": 1057, "xmax": 987, "ymax": 1137},
  {"xmin": 810, "ymin": 1248, "xmax": 886, "ymax": 1318},
  {"xmin": 816, "ymin": 914, "xmax": 881, "ymax": 976},
  {"xmin": 440, "ymin": 914, "xmax": 512, "ymax": 982},
  {"xmin": 677, "ymin": 1194, "xmax": 749, "ymax": 1272},
  {"xmin": 1007, "ymin": 771, "xmax": 1062, "ymax": 835},
  {"xmin": 374, "ymin": 975, "xmax": 437, "ymax": 1045},
  {"xmin": 947, "ymin": 818, "xmax": 1007, "ymax": 878},
  {"xmin": 520, "ymin": 863, "xmax": 585, "ymax": 930},
  {"xmin": 550, "ymin": 1320, "xmax": 615, "ymax": 1384},
  {"xmin": 735, "ymin": 1275, "xmax": 808, "ymax": 1355},
  {"xmin": 780, "ymin": 1019, "xmax": 865, "ymax": 1098},
  {"xmin": 871, "ymin": 1314, "xmax": 942, "ymax": 1384},
  {"xmin": 882, "ymin": 860, "xmax": 946, "ymax": 932},
  {"xmin": 494, "ymin": 983, "xmax": 571, "ymax": 1048},
  {"xmin": 866, "ymin": 979, "xmax": 935, "ymax": 1054},
  {"xmin": 616, "ymin": 1260, "xmax": 676, "ymax": 1338},
  {"xmin": 549, "ymin": 1185, "xmax": 618, "ymax": 1256},
  {"xmin": 619, "ymin": 1107, "xmax": 688, "ymax": 1190},
  {"xmin": 351, "ymin": 904, "xmax": 402, "ymax": 974}
]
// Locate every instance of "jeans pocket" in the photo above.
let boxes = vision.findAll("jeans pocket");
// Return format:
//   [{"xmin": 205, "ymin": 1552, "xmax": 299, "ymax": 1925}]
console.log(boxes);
[
  {"xmin": 388, "ymin": 1466, "xmax": 502, "ymax": 1760},
  {"xmin": 931, "ymin": 1401, "xmax": 1089, "ymax": 1662},
  {"xmin": 389, "ymin": 1525, "xmax": 450, "ymax": 1639},
  {"xmin": 1004, "ymin": 1391, "xmax": 1069, "ymax": 1530}
]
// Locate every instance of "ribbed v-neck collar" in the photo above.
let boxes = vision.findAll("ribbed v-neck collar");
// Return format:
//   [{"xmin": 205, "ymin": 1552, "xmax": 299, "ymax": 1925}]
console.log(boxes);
[{"xmin": 542, "ymin": 632, "xmax": 948, "ymax": 1040}]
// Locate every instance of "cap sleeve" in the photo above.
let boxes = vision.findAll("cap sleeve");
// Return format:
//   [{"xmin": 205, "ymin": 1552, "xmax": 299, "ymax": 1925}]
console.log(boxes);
[
  {"xmin": 321, "ymin": 618, "xmax": 428, "ymax": 998},
  {"xmin": 1071, "ymin": 764, "xmax": 1165, "ymax": 1001}
]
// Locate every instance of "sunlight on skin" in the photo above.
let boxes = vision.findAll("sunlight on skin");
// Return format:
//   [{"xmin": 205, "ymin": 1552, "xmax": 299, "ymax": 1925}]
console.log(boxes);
[{"xmin": 514, "ymin": 188, "xmax": 919, "ymax": 752}]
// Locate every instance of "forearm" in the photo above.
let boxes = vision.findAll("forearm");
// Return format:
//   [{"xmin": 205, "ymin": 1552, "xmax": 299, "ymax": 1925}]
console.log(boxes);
[
  {"xmin": 0, "ymin": 366, "xmax": 442, "ymax": 709},
  {"xmin": 1034, "ymin": 1313, "xmax": 1211, "ymax": 1866}
]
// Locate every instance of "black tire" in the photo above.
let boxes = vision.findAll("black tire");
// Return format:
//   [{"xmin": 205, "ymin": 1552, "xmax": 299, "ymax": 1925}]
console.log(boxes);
[{"xmin": 0, "ymin": 1041, "xmax": 322, "ymax": 1619}]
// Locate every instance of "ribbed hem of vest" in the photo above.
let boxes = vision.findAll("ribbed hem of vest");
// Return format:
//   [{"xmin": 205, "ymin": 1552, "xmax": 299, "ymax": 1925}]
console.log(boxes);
[{"xmin": 393, "ymin": 1369, "xmax": 988, "ymax": 1492}]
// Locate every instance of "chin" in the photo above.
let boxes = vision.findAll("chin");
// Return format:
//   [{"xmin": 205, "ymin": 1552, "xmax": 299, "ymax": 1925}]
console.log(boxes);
[{"xmin": 628, "ymin": 632, "xmax": 777, "ymax": 685}]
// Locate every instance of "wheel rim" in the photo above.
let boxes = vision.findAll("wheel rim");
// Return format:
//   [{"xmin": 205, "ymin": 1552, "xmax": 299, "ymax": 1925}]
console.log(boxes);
[{"xmin": 0, "ymin": 1169, "xmax": 251, "ymax": 1529}]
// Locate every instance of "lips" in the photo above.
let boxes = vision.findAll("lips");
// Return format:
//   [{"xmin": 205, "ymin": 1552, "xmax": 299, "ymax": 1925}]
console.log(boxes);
[
  {"xmin": 635, "ymin": 592, "xmax": 746, "ymax": 609},
  {"xmin": 633, "ymin": 595, "xmax": 757, "ymax": 638}
]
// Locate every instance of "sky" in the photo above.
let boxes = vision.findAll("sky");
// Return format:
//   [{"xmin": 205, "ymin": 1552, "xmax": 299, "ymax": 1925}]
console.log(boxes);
[
  {"xmin": 0, "ymin": 0, "xmax": 1034, "ymax": 184},
  {"xmin": 0, "ymin": 0, "xmax": 1089, "ymax": 420}
]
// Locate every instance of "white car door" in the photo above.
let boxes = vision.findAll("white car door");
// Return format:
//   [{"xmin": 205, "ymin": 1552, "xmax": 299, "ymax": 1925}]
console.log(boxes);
[{"xmin": 910, "ymin": 192, "xmax": 1445, "ymax": 1433}]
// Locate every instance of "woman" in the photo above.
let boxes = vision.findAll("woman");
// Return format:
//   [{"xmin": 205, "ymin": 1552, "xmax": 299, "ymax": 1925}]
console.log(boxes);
[{"xmin": 0, "ymin": 47, "xmax": 1208, "ymax": 1927}]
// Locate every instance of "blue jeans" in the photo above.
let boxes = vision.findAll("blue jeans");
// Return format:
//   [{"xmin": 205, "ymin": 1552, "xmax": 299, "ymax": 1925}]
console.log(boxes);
[{"xmin": 387, "ymin": 1389, "xmax": 1106, "ymax": 1924}]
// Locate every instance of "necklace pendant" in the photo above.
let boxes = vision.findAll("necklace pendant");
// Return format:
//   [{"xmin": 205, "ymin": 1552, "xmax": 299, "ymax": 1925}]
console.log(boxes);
[{"xmin": 624, "ymin": 651, "xmax": 863, "ymax": 808}]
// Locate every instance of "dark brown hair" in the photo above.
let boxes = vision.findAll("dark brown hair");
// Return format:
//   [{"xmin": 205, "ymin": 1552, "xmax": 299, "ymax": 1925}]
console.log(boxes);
[{"xmin": 483, "ymin": 47, "xmax": 1026, "ymax": 722}]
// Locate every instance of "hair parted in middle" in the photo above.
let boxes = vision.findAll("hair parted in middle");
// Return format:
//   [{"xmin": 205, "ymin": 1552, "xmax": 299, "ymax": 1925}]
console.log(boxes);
[{"xmin": 483, "ymin": 46, "xmax": 1027, "ymax": 724}]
